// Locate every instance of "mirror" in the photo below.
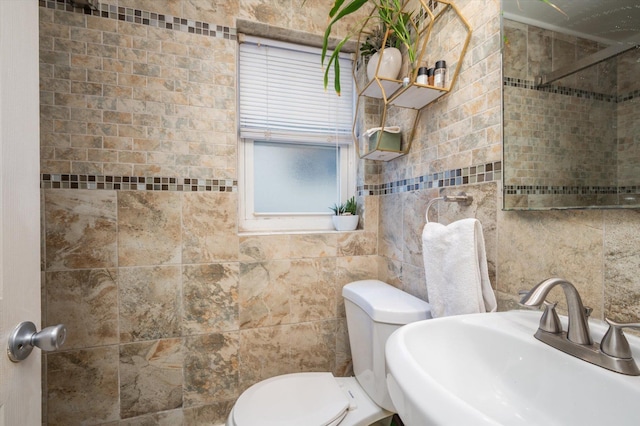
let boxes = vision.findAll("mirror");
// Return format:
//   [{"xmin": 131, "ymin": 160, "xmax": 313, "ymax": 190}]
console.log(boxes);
[{"xmin": 501, "ymin": 0, "xmax": 640, "ymax": 210}]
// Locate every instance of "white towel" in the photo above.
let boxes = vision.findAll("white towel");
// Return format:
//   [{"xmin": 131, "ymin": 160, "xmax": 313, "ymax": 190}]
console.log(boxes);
[
  {"xmin": 364, "ymin": 126, "xmax": 401, "ymax": 138},
  {"xmin": 422, "ymin": 218, "xmax": 497, "ymax": 318}
]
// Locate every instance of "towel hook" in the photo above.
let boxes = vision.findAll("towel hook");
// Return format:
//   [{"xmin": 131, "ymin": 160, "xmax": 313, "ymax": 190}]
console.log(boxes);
[{"xmin": 425, "ymin": 192, "xmax": 473, "ymax": 223}]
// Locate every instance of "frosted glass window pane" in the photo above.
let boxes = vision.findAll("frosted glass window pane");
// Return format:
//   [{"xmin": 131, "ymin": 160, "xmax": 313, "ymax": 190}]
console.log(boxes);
[{"xmin": 254, "ymin": 141, "xmax": 338, "ymax": 213}]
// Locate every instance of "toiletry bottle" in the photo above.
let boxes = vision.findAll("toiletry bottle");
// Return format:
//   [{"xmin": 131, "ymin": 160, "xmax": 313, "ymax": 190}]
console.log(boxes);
[
  {"xmin": 434, "ymin": 60, "xmax": 446, "ymax": 88},
  {"xmin": 416, "ymin": 67, "xmax": 428, "ymax": 85},
  {"xmin": 427, "ymin": 67, "xmax": 434, "ymax": 86}
]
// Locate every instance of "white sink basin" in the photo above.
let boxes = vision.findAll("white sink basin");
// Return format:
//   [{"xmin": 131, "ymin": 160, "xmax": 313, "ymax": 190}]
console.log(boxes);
[{"xmin": 386, "ymin": 310, "xmax": 640, "ymax": 426}]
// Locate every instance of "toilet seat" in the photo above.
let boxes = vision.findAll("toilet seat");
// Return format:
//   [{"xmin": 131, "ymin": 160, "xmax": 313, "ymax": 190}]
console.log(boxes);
[{"xmin": 231, "ymin": 372, "xmax": 350, "ymax": 426}]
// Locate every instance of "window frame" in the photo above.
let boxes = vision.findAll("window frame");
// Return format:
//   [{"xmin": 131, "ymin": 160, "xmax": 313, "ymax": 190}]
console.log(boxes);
[
  {"xmin": 239, "ymin": 137, "xmax": 356, "ymax": 232},
  {"xmin": 237, "ymin": 36, "xmax": 357, "ymax": 233}
]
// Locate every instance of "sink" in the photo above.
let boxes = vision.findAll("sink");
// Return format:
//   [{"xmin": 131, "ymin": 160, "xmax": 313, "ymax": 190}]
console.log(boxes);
[{"xmin": 385, "ymin": 310, "xmax": 640, "ymax": 426}]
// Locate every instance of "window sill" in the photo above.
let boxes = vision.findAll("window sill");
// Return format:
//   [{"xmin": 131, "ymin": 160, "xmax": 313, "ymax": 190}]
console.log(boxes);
[{"xmin": 238, "ymin": 228, "xmax": 365, "ymax": 237}]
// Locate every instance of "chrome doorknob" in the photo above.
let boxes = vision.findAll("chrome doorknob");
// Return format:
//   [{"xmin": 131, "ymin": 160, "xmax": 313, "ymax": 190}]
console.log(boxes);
[{"xmin": 7, "ymin": 321, "xmax": 67, "ymax": 362}]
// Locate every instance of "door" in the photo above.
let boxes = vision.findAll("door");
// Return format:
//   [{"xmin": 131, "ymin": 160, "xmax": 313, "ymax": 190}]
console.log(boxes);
[{"xmin": 0, "ymin": 1, "xmax": 42, "ymax": 425}]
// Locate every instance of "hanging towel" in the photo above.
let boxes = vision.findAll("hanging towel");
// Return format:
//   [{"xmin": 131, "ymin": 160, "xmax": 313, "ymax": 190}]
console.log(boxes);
[
  {"xmin": 422, "ymin": 218, "xmax": 497, "ymax": 318},
  {"xmin": 364, "ymin": 126, "xmax": 401, "ymax": 138}
]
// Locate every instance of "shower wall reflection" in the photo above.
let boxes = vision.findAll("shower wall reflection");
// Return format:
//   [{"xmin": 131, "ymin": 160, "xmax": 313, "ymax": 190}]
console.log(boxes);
[{"xmin": 502, "ymin": 19, "xmax": 640, "ymax": 210}]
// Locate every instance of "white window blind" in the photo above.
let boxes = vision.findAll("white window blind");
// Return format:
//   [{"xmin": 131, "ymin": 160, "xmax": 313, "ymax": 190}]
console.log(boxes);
[{"xmin": 238, "ymin": 36, "xmax": 354, "ymax": 144}]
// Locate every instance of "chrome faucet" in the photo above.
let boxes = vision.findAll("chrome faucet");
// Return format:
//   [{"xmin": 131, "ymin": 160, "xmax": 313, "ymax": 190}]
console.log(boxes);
[
  {"xmin": 520, "ymin": 277, "xmax": 640, "ymax": 376},
  {"xmin": 520, "ymin": 277, "xmax": 592, "ymax": 345}
]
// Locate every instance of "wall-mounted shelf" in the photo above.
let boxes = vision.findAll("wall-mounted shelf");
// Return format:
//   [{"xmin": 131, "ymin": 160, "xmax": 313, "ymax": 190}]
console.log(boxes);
[
  {"xmin": 361, "ymin": 78, "xmax": 403, "ymax": 100},
  {"xmin": 361, "ymin": 78, "xmax": 448, "ymax": 109},
  {"xmin": 353, "ymin": 0, "xmax": 471, "ymax": 161},
  {"xmin": 388, "ymin": 83, "xmax": 448, "ymax": 109},
  {"xmin": 362, "ymin": 149, "xmax": 405, "ymax": 161}
]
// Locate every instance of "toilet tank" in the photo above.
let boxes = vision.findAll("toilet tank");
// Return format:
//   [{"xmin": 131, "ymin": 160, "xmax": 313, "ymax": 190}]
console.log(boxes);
[{"xmin": 342, "ymin": 280, "xmax": 431, "ymax": 412}]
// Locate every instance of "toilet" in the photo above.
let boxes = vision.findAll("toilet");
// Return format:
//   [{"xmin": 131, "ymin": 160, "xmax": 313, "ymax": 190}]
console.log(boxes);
[{"xmin": 226, "ymin": 279, "xmax": 432, "ymax": 426}]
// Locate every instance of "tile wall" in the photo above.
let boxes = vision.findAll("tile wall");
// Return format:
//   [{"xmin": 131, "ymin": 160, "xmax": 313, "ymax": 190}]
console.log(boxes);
[
  {"xmin": 502, "ymin": 19, "xmax": 640, "ymax": 208},
  {"xmin": 39, "ymin": 0, "xmax": 373, "ymax": 424},
  {"xmin": 38, "ymin": 0, "xmax": 640, "ymax": 425},
  {"xmin": 372, "ymin": 0, "xmax": 503, "ymax": 298},
  {"xmin": 617, "ymin": 48, "xmax": 640, "ymax": 188},
  {"xmin": 371, "ymin": 1, "xmax": 640, "ymax": 341}
]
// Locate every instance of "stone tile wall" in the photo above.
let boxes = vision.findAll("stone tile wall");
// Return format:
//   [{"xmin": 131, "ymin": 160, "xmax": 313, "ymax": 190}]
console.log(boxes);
[
  {"xmin": 503, "ymin": 83, "xmax": 617, "ymax": 188},
  {"xmin": 375, "ymin": 0, "xmax": 502, "ymax": 296},
  {"xmin": 496, "ymin": 208, "xmax": 640, "ymax": 325},
  {"xmin": 502, "ymin": 19, "xmax": 639, "ymax": 208},
  {"xmin": 617, "ymin": 48, "xmax": 640, "ymax": 188},
  {"xmin": 39, "ymin": 0, "xmax": 640, "ymax": 425},
  {"xmin": 373, "ymin": 3, "xmax": 640, "ymax": 335},
  {"xmin": 39, "ymin": 0, "xmax": 372, "ymax": 425},
  {"xmin": 42, "ymin": 188, "xmax": 378, "ymax": 424},
  {"xmin": 39, "ymin": 4, "xmax": 237, "ymax": 180}
]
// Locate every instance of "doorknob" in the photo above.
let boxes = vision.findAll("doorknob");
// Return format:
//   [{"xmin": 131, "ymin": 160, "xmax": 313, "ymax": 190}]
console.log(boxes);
[{"xmin": 7, "ymin": 321, "xmax": 67, "ymax": 362}]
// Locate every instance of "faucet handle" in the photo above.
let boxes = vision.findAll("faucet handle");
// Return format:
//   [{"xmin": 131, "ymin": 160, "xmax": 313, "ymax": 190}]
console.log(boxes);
[
  {"xmin": 601, "ymin": 318, "xmax": 640, "ymax": 359},
  {"xmin": 539, "ymin": 302, "xmax": 562, "ymax": 334},
  {"xmin": 518, "ymin": 290, "xmax": 562, "ymax": 333}
]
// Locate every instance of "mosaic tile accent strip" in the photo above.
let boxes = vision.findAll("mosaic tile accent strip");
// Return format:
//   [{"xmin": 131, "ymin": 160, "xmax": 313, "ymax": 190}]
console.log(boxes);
[
  {"xmin": 504, "ymin": 185, "xmax": 639, "ymax": 196},
  {"xmin": 41, "ymin": 174, "xmax": 237, "ymax": 192},
  {"xmin": 619, "ymin": 89, "xmax": 640, "ymax": 103},
  {"xmin": 358, "ymin": 161, "xmax": 502, "ymax": 196},
  {"xmin": 503, "ymin": 77, "xmax": 639, "ymax": 103},
  {"xmin": 39, "ymin": 0, "xmax": 237, "ymax": 40}
]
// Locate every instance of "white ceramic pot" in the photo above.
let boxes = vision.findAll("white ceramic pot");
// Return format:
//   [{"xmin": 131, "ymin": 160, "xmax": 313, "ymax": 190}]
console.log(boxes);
[
  {"xmin": 332, "ymin": 215, "xmax": 359, "ymax": 231},
  {"xmin": 366, "ymin": 47, "xmax": 402, "ymax": 81}
]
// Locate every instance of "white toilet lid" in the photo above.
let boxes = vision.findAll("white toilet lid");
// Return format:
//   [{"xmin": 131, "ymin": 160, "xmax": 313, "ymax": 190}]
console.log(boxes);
[{"xmin": 233, "ymin": 372, "xmax": 350, "ymax": 426}]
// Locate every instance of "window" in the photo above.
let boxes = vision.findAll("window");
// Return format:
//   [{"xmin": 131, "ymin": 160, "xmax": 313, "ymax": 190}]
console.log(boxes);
[{"xmin": 238, "ymin": 36, "xmax": 355, "ymax": 232}]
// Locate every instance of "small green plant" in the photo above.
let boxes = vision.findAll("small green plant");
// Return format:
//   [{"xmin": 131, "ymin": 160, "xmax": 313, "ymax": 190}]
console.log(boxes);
[
  {"xmin": 359, "ymin": 26, "xmax": 397, "ymax": 60},
  {"xmin": 344, "ymin": 196, "xmax": 357, "ymax": 215},
  {"xmin": 329, "ymin": 202, "xmax": 345, "ymax": 215},
  {"xmin": 329, "ymin": 196, "xmax": 358, "ymax": 215}
]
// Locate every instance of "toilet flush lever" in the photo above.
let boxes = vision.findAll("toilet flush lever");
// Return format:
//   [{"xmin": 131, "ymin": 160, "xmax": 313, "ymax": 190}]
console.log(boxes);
[{"xmin": 7, "ymin": 321, "xmax": 67, "ymax": 362}]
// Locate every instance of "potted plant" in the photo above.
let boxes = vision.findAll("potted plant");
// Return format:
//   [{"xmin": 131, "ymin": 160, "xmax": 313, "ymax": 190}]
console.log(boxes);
[
  {"xmin": 318, "ymin": 0, "xmax": 417, "ymax": 95},
  {"xmin": 314, "ymin": 0, "xmax": 565, "ymax": 95},
  {"xmin": 330, "ymin": 196, "xmax": 359, "ymax": 231},
  {"xmin": 359, "ymin": 25, "xmax": 396, "ymax": 59},
  {"xmin": 360, "ymin": 23, "xmax": 405, "ymax": 81}
]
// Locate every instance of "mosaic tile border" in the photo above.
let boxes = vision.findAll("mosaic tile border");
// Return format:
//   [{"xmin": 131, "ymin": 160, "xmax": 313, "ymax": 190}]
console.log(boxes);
[
  {"xmin": 358, "ymin": 161, "xmax": 502, "ymax": 196},
  {"xmin": 41, "ymin": 174, "xmax": 237, "ymax": 192},
  {"xmin": 504, "ymin": 185, "xmax": 639, "ymax": 196},
  {"xmin": 503, "ymin": 77, "xmax": 620, "ymax": 102},
  {"xmin": 39, "ymin": 0, "xmax": 237, "ymax": 40},
  {"xmin": 619, "ymin": 89, "xmax": 640, "ymax": 103}
]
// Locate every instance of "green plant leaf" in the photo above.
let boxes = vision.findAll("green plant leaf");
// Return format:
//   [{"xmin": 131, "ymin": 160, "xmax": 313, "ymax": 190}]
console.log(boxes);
[
  {"xmin": 329, "ymin": 0, "xmax": 347, "ymax": 18},
  {"xmin": 323, "ymin": 35, "xmax": 351, "ymax": 94},
  {"xmin": 330, "ymin": 196, "xmax": 356, "ymax": 215},
  {"xmin": 344, "ymin": 196, "xmax": 357, "ymax": 215},
  {"xmin": 322, "ymin": 0, "xmax": 369, "ymax": 60},
  {"xmin": 334, "ymin": 54, "xmax": 341, "ymax": 94},
  {"xmin": 320, "ymin": 0, "xmax": 421, "ymax": 94}
]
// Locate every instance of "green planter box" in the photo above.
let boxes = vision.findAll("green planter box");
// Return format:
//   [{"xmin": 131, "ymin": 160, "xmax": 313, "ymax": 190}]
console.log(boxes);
[{"xmin": 368, "ymin": 130, "xmax": 401, "ymax": 152}]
